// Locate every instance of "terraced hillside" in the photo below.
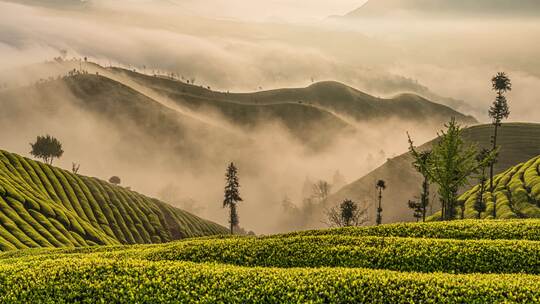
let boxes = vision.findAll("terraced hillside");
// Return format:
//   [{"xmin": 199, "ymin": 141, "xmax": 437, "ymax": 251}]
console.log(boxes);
[
  {"xmin": 1, "ymin": 220, "xmax": 540, "ymax": 302},
  {"xmin": 458, "ymin": 155, "xmax": 540, "ymax": 219},
  {"xmin": 324, "ymin": 123, "xmax": 540, "ymax": 226},
  {"xmin": 0, "ymin": 149, "xmax": 227, "ymax": 250}
]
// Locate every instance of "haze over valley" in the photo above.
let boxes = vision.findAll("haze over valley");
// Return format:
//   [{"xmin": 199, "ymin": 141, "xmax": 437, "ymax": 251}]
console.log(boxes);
[{"xmin": 0, "ymin": 0, "xmax": 539, "ymax": 235}]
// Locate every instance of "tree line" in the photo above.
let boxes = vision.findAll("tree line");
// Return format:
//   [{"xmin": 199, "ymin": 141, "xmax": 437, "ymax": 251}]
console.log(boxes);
[{"xmin": 407, "ymin": 72, "xmax": 512, "ymax": 221}]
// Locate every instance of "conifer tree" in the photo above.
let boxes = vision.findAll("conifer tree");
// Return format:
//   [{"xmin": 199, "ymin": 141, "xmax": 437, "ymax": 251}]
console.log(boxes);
[{"xmin": 223, "ymin": 162, "xmax": 242, "ymax": 234}]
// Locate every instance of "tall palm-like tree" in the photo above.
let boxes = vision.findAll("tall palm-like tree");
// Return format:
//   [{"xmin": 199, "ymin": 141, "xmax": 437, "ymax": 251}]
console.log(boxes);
[
  {"xmin": 376, "ymin": 180, "xmax": 386, "ymax": 225},
  {"xmin": 488, "ymin": 72, "xmax": 511, "ymax": 218}
]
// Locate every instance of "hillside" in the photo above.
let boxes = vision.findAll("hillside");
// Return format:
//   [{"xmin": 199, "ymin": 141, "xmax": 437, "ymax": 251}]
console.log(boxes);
[
  {"xmin": 345, "ymin": 0, "xmax": 540, "ymax": 18},
  {"xmin": 1, "ymin": 220, "xmax": 540, "ymax": 302},
  {"xmin": 114, "ymin": 67, "xmax": 477, "ymax": 127},
  {"xmin": 324, "ymin": 123, "xmax": 540, "ymax": 226},
  {"xmin": 0, "ymin": 149, "xmax": 226, "ymax": 250},
  {"xmin": 457, "ymin": 155, "xmax": 540, "ymax": 219}
]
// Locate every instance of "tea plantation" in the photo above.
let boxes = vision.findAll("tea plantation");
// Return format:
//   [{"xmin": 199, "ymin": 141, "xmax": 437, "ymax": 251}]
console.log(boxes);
[
  {"xmin": 459, "ymin": 155, "xmax": 540, "ymax": 219},
  {"xmin": 1, "ymin": 219, "xmax": 540, "ymax": 302},
  {"xmin": 2, "ymin": 149, "xmax": 540, "ymax": 302},
  {"xmin": 0, "ymin": 149, "xmax": 227, "ymax": 251}
]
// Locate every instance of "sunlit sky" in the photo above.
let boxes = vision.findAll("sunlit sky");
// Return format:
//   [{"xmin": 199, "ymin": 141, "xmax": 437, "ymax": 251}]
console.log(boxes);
[{"xmin": 167, "ymin": 0, "xmax": 368, "ymax": 22}]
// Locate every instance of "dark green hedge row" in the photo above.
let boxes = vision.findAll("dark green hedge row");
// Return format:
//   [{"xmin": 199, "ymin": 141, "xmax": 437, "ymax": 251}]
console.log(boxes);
[{"xmin": 1, "ymin": 257, "xmax": 540, "ymax": 303}]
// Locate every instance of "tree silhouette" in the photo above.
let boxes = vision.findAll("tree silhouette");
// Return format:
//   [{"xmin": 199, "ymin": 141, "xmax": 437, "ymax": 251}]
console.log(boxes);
[
  {"xmin": 474, "ymin": 148, "xmax": 491, "ymax": 218},
  {"xmin": 376, "ymin": 180, "xmax": 386, "ymax": 225},
  {"xmin": 72, "ymin": 162, "xmax": 80, "ymax": 174},
  {"xmin": 327, "ymin": 199, "xmax": 368, "ymax": 227},
  {"xmin": 109, "ymin": 176, "xmax": 121, "ymax": 185},
  {"xmin": 488, "ymin": 72, "xmax": 511, "ymax": 218},
  {"xmin": 223, "ymin": 162, "xmax": 242, "ymax": 235},
  {"xmin": 408, "ymin": 199, "xmax": 423, "ymax": 222},
  {"xmin": 410, "ymin": 149, "xmax": 431, "ymax": 222},
  {"xmin": 312, "ymin": 180, "xmax": 332, "ymax": 203},
  {"xmin": 409, "ymin": 118, "xmax": 495, "ymax": 221},
  {"xmin": 29, "ymin": 135, "xmax": 64, "ymax": 165}
]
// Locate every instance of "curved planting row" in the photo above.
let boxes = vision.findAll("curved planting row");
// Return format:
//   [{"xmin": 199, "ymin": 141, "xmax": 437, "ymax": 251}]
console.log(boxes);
[
  {"xmin": 278, "ymin": 219, "xmax": 540, "ymax": 241},
  {"xmin": 460, "ymin": 155, "xmax": 540, "ymax": 219},
  {"xmin": 4, "ymin": 234, "xmax": 540, "ymax": 275},
  {"xmin": 0, "ymin": 149, "xmax": 226, "ymax": 250},
  {"xmin": 1, "ymin": 257, "xmax": 540, "ymax": 303}
]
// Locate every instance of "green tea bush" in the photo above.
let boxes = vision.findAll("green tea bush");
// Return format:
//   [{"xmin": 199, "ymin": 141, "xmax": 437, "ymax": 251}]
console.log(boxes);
[{"xmin": 1, "ymin": 258, "xmax": 540, "ymax": 303}]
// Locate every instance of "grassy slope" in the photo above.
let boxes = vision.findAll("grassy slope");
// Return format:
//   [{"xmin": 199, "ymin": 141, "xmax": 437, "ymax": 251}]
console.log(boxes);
[
  {"xmin": 0, "ymin": 149, "xmax": 227, "ymax": 251},
  {"xmin": 458, "ymin": 155, "xmax": 540, "ymax": 219},
  {"xmin": 116, "ymin": 67, "xmax": 477, "ymax": 126},
  {"xmin": 2, "ymin": 220, "xmax": 540, "ymax": 302},
  {"xmin": 326, "ymin": 123, "xmax": 540, "ymax": 225}
]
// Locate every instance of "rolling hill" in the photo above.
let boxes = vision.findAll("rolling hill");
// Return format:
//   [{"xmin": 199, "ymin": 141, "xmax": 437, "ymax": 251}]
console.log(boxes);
[
  {"xmin": 345, "ymin": 0, "xmax": 540, "ymax": 19},
  {"xmin": 456, "ymin": 155, "xmax": 540, "ymax": 220},
  {"xmin": 113, "ymin": 67, "xmax": 477, "ymax": 128},
  {"xmin": 324, "ymin": 123, "xmax": 540, "ymax": 226},
  {"xmin": 1, "ymin": 60, "xmax": 477, "ymax": 151},
  {"xmin": 1, "ymin": 220, "xmax": 540, "ymax": 302},
  {"xmin": 0, "ymin": 149, "xmax": 227, "ymax": 250}
]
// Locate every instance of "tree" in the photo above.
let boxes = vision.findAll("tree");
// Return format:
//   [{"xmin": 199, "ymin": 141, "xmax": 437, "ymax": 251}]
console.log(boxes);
[
  {"xmin": 474, "ymin": 148, "xmax": 491, "ymax": 218},
  {"xmin": 376, "ymin": 180, "xmax": 386, "ymax": 225},
  {"xmin": 408, "ymin": 199, "xmax": 423, "ymax": 222},
  {"xmin": 410, "ymin": 149, "xmax": 432, "ymax": 222},
  {"xmin": 109, "ymin": 176, "xmax": 121, "ymax": 185},
  {"xmin": 223, "ymin": 162, "xmax": 242, "ymax": 235},
  {"xmin": 409, "ymin": 118, "xmax": 495, "ymax": 221},
  {"xmin": 72, "ymin": 162, "xmax": 80, "ymax": 174},
  {"xmin": 327, "ymin": 199, "xmax": 368, "ymax": 227},
  {"xmin": 29, "ymin": 135, "xmax": 64, "ymax": 165},
  {"xmin": 488, "ymin": 72, "xmax": 511, "ymax": 218},
  {"xmin": 312, "ymin": 180, "xmax": 332, "ymax": 203}
]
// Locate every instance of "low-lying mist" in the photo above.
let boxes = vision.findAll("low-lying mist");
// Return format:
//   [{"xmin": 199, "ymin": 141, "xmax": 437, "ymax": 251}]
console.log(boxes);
[
  {"xmin": 1, "ymin": 0, "xmax": 539, "ymax": 233},
  {"xmin": 0, "ymin": 59, "xmax": 453, "ymax": 234}
]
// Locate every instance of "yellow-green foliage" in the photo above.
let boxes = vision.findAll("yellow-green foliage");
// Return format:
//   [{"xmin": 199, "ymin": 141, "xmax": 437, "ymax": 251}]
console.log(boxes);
[
  {"xmin": 2, "ymin": 219, "xmax": 540, "ymax": 303},
  {"xmin": 282, "ymin": 219, "xmax": 540, "ymax": 240},
  {"xmin": 459, "ymin": 155, "xmax": 540, "ymax": 219},
  {"xmin": 0, "ymin": 149, "xmax": 227, "ymax": 250}
]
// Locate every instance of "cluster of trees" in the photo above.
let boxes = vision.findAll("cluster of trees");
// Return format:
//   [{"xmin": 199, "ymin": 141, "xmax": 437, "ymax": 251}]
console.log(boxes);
[{"xmin": 407, "ymin": 72, "xmax": 511, "ymax": 221}]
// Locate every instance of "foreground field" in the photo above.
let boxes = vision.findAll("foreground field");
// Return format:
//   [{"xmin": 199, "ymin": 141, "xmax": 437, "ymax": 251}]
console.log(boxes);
[{"xmin": 2, "ymin": 220, "xmax": 540, "ymax": 303}]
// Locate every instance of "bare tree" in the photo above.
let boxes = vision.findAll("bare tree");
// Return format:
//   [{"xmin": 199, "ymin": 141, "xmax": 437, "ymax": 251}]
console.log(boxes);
[
  {"xmin": 72, "ymin": 162, "xmax": 80, "ymax": 174},
  {"xmin": 312, "ymin": 180, "xmax": 332, "ymax": 203}
]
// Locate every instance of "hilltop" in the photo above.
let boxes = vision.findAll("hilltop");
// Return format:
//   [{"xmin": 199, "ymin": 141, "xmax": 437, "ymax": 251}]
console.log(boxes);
[
  {"xmin": 113, "ymin": 67, "xmax": 477, "ymax": 127},
  {"xmin": 324, "ymin": 123, "xmax": 540, "ymax": 226},
  {"xmin": 0, "ymin": 149, "xmax": 226, "ymax": 250}
]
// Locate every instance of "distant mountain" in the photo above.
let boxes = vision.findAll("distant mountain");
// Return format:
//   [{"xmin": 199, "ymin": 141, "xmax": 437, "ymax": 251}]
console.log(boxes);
[
  {"xmin": 345, "ymin": 0, "xmax": 540, "ymax": 19},
  {"xmin": 0, "ymin": 149, "xmax": 226, "ymax": 250},
  {"xmin": 322, "ymin": 123, "xmax": 540, "ymax": 226},
  {"xmin": 112, "ymin": 66, "xmax": 477, "ymax": 131},
  {"xmin": 1, "ymin": 61, "xmax": 476, "ymax": 152}
]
